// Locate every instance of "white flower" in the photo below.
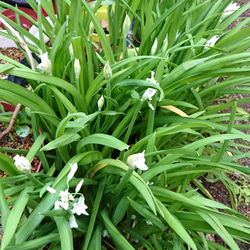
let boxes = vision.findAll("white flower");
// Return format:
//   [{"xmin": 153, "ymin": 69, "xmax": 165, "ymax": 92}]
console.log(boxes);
[
  {"xmin": 55, "ymin": 200, "xmax": 69, "ymax": 210},
  {"xmin": 71, "ymin": 196, "xmax": 89, "ymax": 216},
  {"xmin": 46, "ymin": 186, "xmax": 56, "ymax": 194},
  {"xmin": 37, "ymin": 52, "xmax": 52, "ymax": 75},
  {"xmin": 75, "ymin": 179, "xmax": 84, "ymax": 193},
  {"xmin": 68, "ymin": 163, "xmax": 78, "ymax": 181},
  {"xmin": 204, "ymin": 35, "xmax": 220, "ymax": 50},
  {"xmin": 141, "ymin": 71, "xmax": 159, "ymax": 110},
  {"xmin": 54, "ymin": 189, "xmax": 75, "ymax": 210},
  {"xmin": 221, "ymin": 2, "xmax": 240, "ymax": 20},
  {"xmin": 123, "ymin": 13, "xmax": 131, "ymax": 37},
  {"xmin": 127, "ymin": 150, "xmax": 148, "ymax": 171},
  {"xmin": 69, "ymin": 214, "xmax": 78, "ymax": 228},
  {"xmin": 97, "ymin": 95, "xmax": 105, "ymax": 111},
  {"xmin": 59, "ymin": 189, "xmax": 74, "ymax": 203},
  {"xmin": 13, "ymin": 155, "xmax": 31, "ymax": 174},
  {"xmin": 103, "ymin": 61, "xmax": 112, "ymax": 81},
  {"xmin": 142, "ymin": 88, "xmax": 157, "ymax": 102},
  {"xmin": 74, "ymin": 58, "xmax": 81, "ymax": 79}
]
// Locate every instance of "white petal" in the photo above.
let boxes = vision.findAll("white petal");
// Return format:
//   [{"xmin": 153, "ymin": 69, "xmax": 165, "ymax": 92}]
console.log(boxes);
[
  {"xmin": 54, "ymin": 200, "xmax": 60, "ymax": 210},
  {"xmin": 71, "ymin": 196, "xmax": 89, "ymax": 216},
  {"xmin": 69, "ymin": 214, "xmax": 78, "ymax": 228},
  {"xmin": 75, "ymin": 179, "xmax": 84, "ymax": 193},
  {"xmin": 137, "ymin": 163, "xmax": 148, "ymax": 171},
  {"xmin": 46, "ymin": 186, "xmax": 56, "ymax": 194},
  {"xmin": 59, "ymin": 201, "xmax": 69, "ymax": 210},
  {"xmin": 148, "ymin": 103, "xmax": 155, "ymax": 110},
  {"xmin": 127, "ymin": 151, "xmax": 148, "ymax": 171},
  {"xmin": 68, "ymin": 163, "xmax": 78, "ymax": 181}
]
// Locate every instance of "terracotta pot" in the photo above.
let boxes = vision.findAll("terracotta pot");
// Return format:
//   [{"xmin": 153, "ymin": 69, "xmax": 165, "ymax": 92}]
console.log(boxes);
[
  {"xmin": 0, "ymin": 101, "xmax": 15, "ymax": 112},
  {"xmin": 0, "ymin": 7, "xmax": 37, "ymax": 30}
]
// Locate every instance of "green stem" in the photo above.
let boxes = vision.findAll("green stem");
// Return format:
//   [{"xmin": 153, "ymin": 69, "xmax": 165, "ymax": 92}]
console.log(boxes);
[
  {"xmin": 112, "ymin": 168, "xmax": 134, "ymax": 197},
  {"xmin": 106, "ymin": 79, "xmax": 111, "ymax": 111},
  {"xmin": 124, "ymin": 101, "xmax": 143, "ymax": 144},
  {"xmin": 27, "ymin": 173, "xmax": 44, "ymax": 187}
]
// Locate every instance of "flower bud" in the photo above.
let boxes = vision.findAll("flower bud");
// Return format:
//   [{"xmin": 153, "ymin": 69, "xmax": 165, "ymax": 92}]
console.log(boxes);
[
  {"xmin": 13, "ymin": 155, "xmax": 31, "ymax": 174},
  {"xmin": 123, "ymin": 13, "xmax": 131, "ymax": 37},
  {"xmin": 69, "ymin": 44, "xmax": 74, "ymax": 60},
  {"xmin": 151, "ymin": 38, "xmax": 158, "ymax": 55},
  {"xmin": 74, "ymin": 59, "xmax": 81, "ymax": 79},
  {"xmin": 89, "ymin": 21, "xmax": 94, "ymax": 36},
  {"xmin": 103, "ymin": 61, "xmax": 112, "ymax": 81},
  {"xmin": 37, "ymin": 52, "xmax": 52, "ymax": 75},
  {"xmin": 98, "ymin": 95, "xmax": 105, "ymax": 111}
]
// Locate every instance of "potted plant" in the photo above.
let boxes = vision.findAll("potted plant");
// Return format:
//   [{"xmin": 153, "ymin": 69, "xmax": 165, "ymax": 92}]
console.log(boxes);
[{"xmin": 0, "ymin": 0, "xmax": 250, "ymax": 249}]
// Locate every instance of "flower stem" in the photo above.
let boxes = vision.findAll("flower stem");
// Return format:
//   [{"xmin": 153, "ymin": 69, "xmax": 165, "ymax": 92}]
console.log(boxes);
[
  {"xmin": 112, "ymin": 168, "xmax": 134, "ymax": 196},
  {"xmin": 27, "ymin": 173, "xmax": 44, "ymax": 187}
]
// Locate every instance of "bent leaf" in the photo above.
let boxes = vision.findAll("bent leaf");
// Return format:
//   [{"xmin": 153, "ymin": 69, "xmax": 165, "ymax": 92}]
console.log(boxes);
[
  {"xmin": 41, "ymin": 134, "xmax": 81, "ymax": 151},
  {"xmin": 77, "ymin": 134, "xmax": 129, "ymax": 153}
]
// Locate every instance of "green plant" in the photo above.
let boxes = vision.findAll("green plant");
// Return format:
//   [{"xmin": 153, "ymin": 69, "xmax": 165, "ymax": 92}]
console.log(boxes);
[{"xmin": 0, "ymin": 0, "xmax": 250, "ymax": 249}]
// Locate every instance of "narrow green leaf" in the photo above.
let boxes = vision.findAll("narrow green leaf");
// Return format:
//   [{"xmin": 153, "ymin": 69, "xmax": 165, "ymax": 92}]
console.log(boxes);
[
  {"xmin": 54, "ymin": 216, "xmax": 74, "ymax": 250},
  {"xmin": 77, "ymin": 134, "xmax": 129, "ymax": 153},
  {"xmin": 156, "ymin": 199, "xmax": 197, "ymax": 250},
  {"xmin": 1, "ymin": 185, "xmax": 34, "ymax": 249},
  {"xmin": 0, "ymin": 152, "xmax": 20, "ymax": 176},
  {"xmin": 41, "ymin": 134, "xmax": 81, "ymax": 151},
  {"xmin": 128, "ymin": 198, "xmax": 167, "ymax": 231},
  {"xmin": 5, "ymin": 233, "xmax": 59, "ymax": 250},
  {"xmin": 83, "ymin": 177, "xmax": 106, "ymax": 250},
  {"xmin": 101, "ymin": 209, "xmax": 134, "ymax": 250},
  {"xmin": 0, "ymin": 177, "xmax": 10, "ymax": 232},
  {"xmin": 197, "ymin": 211, "xmax": 240, "ymax": 250}
]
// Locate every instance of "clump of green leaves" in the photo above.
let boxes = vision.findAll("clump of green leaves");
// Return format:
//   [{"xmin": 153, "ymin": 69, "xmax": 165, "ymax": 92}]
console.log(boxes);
[{"xmin": 0, "ymin": 0, "xmax": 250, "ymax": 249}]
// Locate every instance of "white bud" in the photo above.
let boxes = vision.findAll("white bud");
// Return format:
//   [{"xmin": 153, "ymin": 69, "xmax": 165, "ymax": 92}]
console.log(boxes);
[
  {"xmin": 68, "ymin": 163, "xmax": 78, "ymax": 181},
  {"xmin": 37, "ymin": 52, "xmax": 52, "ymax": 75},
  {"xmin": 103, "ymin": 61, "xmax": 112, "ymax": 81},
  {"xmin": 13, "ymin": 155, "xmax": 31, "ymax": 174},
  {"xmin": 74, "ymin": 59, "xmax": 81, "ymax": 79},
  {"xmin": 75, "ymin": 179, "xmax": 84, "ymax": 193},
  {"xmin": 151, "ymin": 38, "xmax": 158, "ymax": 55},
  {"xmin": 97, "ymin": 95, "xmax": 105, "ymax": 111},
  {"xmin": 69, "ymin": 214, "xmax": 78, "ymax": 228},
  {"xmin": 89, "ymin": 21, "xmax": 94, "ymax": 36},
  {"xmin": 123, "ymin": 13, "xmax": 131, "ymax": 37},
  {"xmin": 69, "ymin": 44, "xmax": 74, "ymax": 60}
]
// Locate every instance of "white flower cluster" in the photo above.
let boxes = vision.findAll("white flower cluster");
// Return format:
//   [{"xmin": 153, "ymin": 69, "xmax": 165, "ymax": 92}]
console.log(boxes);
[
  {"xmin": 141, "ymin": 71, "xmax": 159, "ymax": 110},
  {"xmin": 47, "ymin": 163, "xmax": 88, "ymax": 228}
]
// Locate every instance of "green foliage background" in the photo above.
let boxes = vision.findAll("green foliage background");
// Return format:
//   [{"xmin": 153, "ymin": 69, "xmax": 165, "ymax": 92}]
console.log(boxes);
[{"xmin": 0, "ymin": 0, "xmax": 250, "ymax": 249}]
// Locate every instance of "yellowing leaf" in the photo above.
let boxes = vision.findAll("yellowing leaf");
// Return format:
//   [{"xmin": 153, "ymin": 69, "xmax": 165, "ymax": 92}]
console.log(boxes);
[{"xmin": 161, "ymin": 105, "xmax": 189, "ymax": 117}]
